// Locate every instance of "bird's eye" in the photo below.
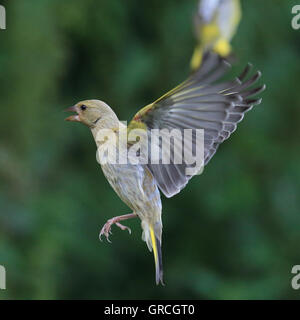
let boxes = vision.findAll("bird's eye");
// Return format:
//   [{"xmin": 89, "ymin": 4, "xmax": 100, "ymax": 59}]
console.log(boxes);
[{"xmin": 80, "ymin": 105, "xmax": 87, "ymax": 111}]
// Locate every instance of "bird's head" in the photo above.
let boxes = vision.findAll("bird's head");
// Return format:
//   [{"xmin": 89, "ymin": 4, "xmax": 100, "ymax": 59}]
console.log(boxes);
[{"xmin": 65, "ymin": 99, "xmax": 119, "ymax": 129}]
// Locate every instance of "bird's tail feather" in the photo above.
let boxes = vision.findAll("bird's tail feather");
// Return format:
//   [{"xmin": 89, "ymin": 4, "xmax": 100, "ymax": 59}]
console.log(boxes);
[
  {"xmin": 149, "ymin": 225, "xmax": 164, "ymax": 285},
  {"xmin": 142, "ymin": 221, "xmax": 164, "ymax": 285}
]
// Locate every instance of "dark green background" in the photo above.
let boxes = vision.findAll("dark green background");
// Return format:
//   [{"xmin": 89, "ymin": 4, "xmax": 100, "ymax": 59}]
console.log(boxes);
[{"xmin": 0, "ymin": 0, "xmax": 299, "ymax": 299}]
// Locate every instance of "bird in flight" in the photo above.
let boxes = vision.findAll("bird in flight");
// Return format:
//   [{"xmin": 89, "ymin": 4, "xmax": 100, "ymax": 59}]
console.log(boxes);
[
  {"xmin": 65, "ymin": 52, "xmax": 265, "ymax": 285},
  {"xmin": 191, "ymin": 0, "xmax": 241, "ymax": 70}
]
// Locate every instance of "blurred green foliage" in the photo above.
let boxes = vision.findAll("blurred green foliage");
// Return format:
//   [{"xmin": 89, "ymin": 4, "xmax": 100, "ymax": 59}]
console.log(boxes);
[{"xmin": 0, "ymin": 0, "xmax": 299, "ymax": 299}]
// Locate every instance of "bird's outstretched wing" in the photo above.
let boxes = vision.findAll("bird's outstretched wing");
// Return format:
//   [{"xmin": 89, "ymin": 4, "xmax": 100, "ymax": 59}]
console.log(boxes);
[{"xmin": 128, "ymin": 52, "xmax": 265, "ymax": 198}]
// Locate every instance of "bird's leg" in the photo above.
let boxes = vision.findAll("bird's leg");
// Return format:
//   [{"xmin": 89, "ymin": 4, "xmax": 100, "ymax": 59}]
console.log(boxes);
[{"xmin": 99, "ymin": 213, "xmax": 137, "ymax": 242}]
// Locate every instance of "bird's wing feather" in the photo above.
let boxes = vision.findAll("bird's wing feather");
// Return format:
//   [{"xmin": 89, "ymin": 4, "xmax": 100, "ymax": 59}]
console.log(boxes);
[{"xmin": 128, "ymin": 52, "xmax": 265, "ymax": 198}]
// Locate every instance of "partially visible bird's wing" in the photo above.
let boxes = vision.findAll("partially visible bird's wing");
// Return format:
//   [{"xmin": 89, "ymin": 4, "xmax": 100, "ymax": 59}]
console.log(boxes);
[
  {"xmin": 217, "ymin": 0, "xmax": 241, "ymax": 41},
  {"xmin": 128, "ymin": 52, "xmax": 265, "ymax": 198}
]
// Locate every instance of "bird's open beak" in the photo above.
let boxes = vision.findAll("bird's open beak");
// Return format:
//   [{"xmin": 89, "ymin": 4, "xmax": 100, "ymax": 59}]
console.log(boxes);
[{"xmin": 64, "ymin": 105, "xmax": 81, "ymax": 122}]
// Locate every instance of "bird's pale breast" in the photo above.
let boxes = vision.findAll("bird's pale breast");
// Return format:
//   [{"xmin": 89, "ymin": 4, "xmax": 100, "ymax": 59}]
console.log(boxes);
[{"xmin": 100, "ymin": 156, "xmax": 162, "ymax": 223}]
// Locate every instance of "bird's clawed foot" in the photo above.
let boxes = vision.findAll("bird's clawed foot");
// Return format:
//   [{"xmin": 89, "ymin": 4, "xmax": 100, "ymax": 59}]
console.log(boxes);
[{"xmin": 99, "ymin": 215, "xmax": 135, "ymax": 243}]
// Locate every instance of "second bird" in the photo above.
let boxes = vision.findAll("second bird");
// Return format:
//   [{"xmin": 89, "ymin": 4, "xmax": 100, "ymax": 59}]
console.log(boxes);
[{"xmin": 191, "ymin": 0, "xmax": 241, "ymax": 70}]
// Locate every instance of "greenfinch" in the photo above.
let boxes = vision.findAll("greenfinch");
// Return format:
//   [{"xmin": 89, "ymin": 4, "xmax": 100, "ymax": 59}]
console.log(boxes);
[
  {"xmin": 65, "ymin": 52, "xmax": 265, "ymax": 285},
  {"xmin": 191, "ymin": 0, "xmax": 241, "ymax": 70}
]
